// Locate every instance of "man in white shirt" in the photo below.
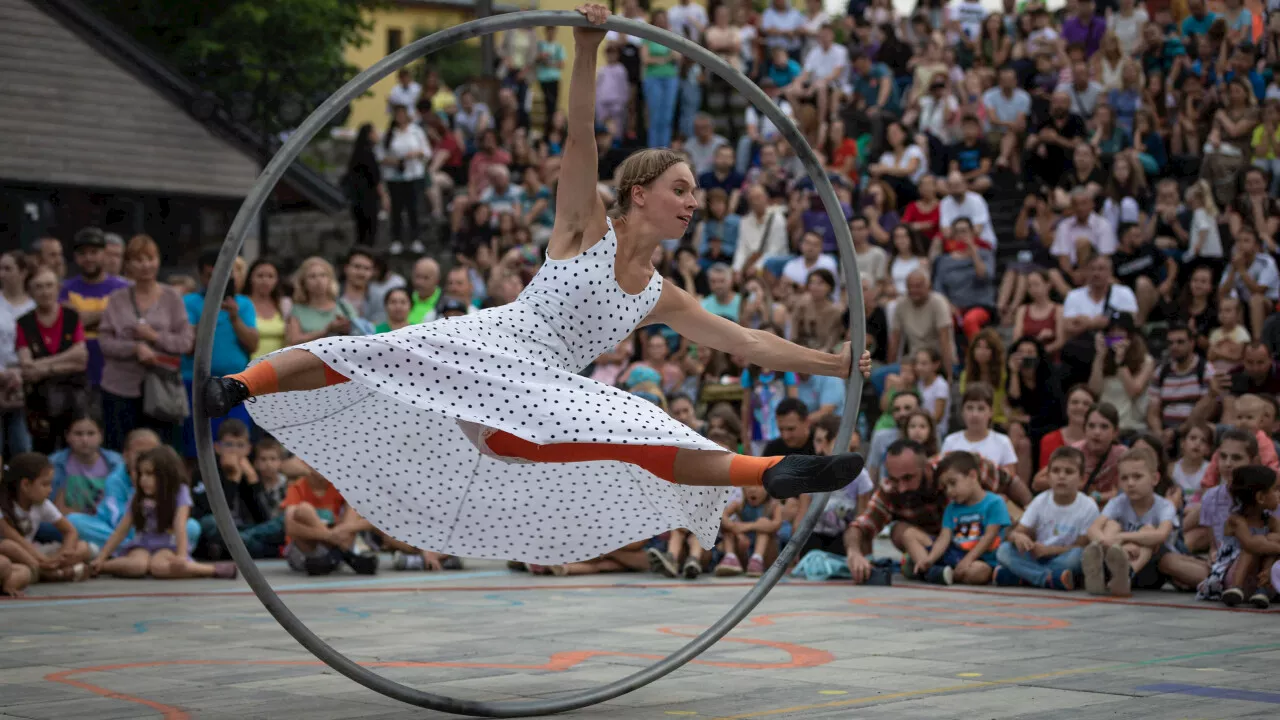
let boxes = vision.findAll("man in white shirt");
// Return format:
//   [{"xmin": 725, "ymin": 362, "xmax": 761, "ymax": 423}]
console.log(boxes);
[
  {"xmin": 733, "ymin": 185, "xmax": 789, "ymax": 277},
  {"xmin": 1052, "ymin": 187, "xmax": 1117, "ymax": 285},
  {"xmin": 782, "ymin": 231, "xmax": 838, "ymax": 292},
  {"xmin": 666, "ymin": 0, "xmax": 708, "ymax": 43},
  {"xmin": 953, "ymin": 0, "xmax": 988, "ymax": 41},
  {"xmin": 1055, "ymin": 61, "xmax": 1105, "ymax": 119},
  {"xmin": 785, "ymin": 24, "xmax": 848, "ymax": 123},
  {"xmin": 1063, "ymin": 255, "xmax": 1139, "ymax": 345},
  {"xmin": 387, "ymin": 69, "xmax": 422, "ymax": 119},
  {"xmin": 760, "ymin": 0, "xmax": 806, "ymax": 58},
  {"xmin": 938, "ymin": 172, "xmax": 996, "ymax": 250}
]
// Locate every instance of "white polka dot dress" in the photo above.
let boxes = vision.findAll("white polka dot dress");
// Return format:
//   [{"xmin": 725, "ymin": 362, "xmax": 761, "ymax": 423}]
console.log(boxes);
[{"xmin": 247, "ymin": 219, "xmax": 732, "ymax": 564}]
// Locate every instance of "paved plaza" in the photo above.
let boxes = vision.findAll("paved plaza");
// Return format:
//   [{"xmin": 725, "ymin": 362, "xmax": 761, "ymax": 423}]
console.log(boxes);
[{"xmin": 2, "ymin": 556, "xmax": 1278, "ymax": 720}]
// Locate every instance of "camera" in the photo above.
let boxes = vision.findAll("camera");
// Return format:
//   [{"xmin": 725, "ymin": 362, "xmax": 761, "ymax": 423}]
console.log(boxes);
[{"xmin": 1021, "ymin": 356, "xmax": 1037, "ymax": 370}]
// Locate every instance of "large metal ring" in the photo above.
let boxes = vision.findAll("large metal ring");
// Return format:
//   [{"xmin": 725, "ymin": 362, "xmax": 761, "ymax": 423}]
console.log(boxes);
[{"xmin": 194, "ymin": 10, "xmax": 865, "ymax": 718}]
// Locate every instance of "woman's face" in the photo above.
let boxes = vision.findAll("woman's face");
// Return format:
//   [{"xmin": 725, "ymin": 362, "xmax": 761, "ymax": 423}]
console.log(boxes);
[
  {"xmin": 0, "ymin": 255, "xmax": 24, "ymax": 291},
  {"xmin": 304, "ymin": 265, "xmax": 333, "ymax": 300},
  {"xmin": 1190, "ymin": 267, "xmax": 1213, "ymax": 298},
  {"xmin": 886, "ymin": 123, "xmax": 905, "ymax": 148},
  {"xmin": 29, "ymin": 269, "xmax": 58, "ymax": 308},
  {"xmin": 635, "ymin": 163, "xmax": 699, "ymax": 240},
  {"xmin": 906, "ymin": 415, "xmax": 932, "ymax": 444},
  {"xmin": 1246, "ymin": 169, "xmax": 1268, "ymax": 195},
  {"xmin": 127, "ymin": 251, "xmax": 159, "ymax": 283},
  {"xmin": 893, "ymin": 227, "xmax": 912, "ymax": 254},
  {"xmin": 828, "ymin": 119, "xmax": 845, "ymax": 142},
  {"xmin": 918, "ymin": 175, "xmax": 936, "ymax": 200},
  {"xmin": 652, "ymin": 10, "xmax": 668, "ymax": 29},
  {"xmin": 394, "ymin": 107, "xmax": 410, "ymax": 127},
  {"xmin": 1112, "ymin": 155, "xmax": 1131, "ymax": 183},
  {"xmin": 1183, "ymin": 427, "xmax": 1210, "ymax": 458},
  {"xmin": 645, "ymin": 334, "xmax": 669, "ymax": 362},
  {"xmin": 973, "ymin": 339, "xmax": 992, "ymax": 365},
  {"xmin": 1027, "ymin": 271, "xmax": 1048, "ymax": 300},
  {"xmin": 984, "ymin": 14, "xmax": 1001, "ymax": 35},
  {"xmin": 1085, "ymin": 411, "xmax": 1117, "ymax": 451},
  {"xmin": 1122, "ymin": 62, "xmax": 1140, "ymax": 87},
  {"xmin": 1229, "ymin": 82, "xmax": 1247, "ymax": 106},
  {"xmin": 868, "ymin": 183, "xmax": 885, "ymax": 206},
  {"xmin": 1015, "ymin": 341, "xmax": 1038, "ymax": 364},
  {"xmin": 386, "ymin": 292, "xmax": 411, "ymax": 323},
  {"xmin": 1067, "ymin": 389, "xmax": 1093, "ymax": 425},
  {"xmin": 251, "ymin": 264, "xmax": 278, "ymax": 296},
  {"xmin": 714, "ymin": 5, "xmax": 729, "ymax": 25},
  {"xmin": 806, "ymin": 276, "xmax": 833, "ymax": 303}
]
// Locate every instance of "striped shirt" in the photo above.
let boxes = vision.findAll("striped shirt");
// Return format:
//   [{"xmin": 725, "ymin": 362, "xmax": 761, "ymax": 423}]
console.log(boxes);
[{"xmin": 1147, "ymin": 356, "xmax": 1208, "ymax": 430}]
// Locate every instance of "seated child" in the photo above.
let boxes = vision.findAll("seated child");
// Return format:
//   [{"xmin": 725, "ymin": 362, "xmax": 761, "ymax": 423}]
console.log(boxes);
[
  {"xmin": 715, "ymin": 484, "xmax": 783, "ymax": 577},
  {"xmin": 63, "ymin": 425, "xmax": 202, "ymax": 548},
  {"xmin": 1206, "ymin": 296, "xmax": 1248, "ymax": 376},
  {"xmin": 941, "ymin": 383, "xmax": 1018, "ymax": 479},
  {"xmin": 192, "ymin": 420, "xmax": 281, "ymax": 560},
  {"xmin": 996, "ymin": 446, "xmax": 1100, "ymax": 590},
  {"xmin": 915, "ymin": 451, "xmax": 1011, "ymax": 585},
  {"xmin": 281, "ymin": 460, "xmax": 378, "ymax": 576},
  {"xmin": 91, "ymin": 446, "xmax": 236, "ymax": 579},
  {"xmin": 1172, "ymin": 422, "xmax": 1212, "ymax": 500},
  {"xmin": 1084, "ymin": 447, "xmax": 1209, "ymax": 596},
  {"xmin": 1199, "ymin": 395, "xmax": 1280, "ymax": 489},
  {"xmin": 1188, "ymin": 429, "xmax": 1258, "ymax": 557},
  {"xmin": 0, "ymin": 453, "xmax": 93, "ymax": 591},
  {"xmin": 1197, "ymin": 465, "xmax": 1280, "ymax": 608},
  {"xmin": 52, "ymin": 413, "xmax": 133, "ymax": 547}
]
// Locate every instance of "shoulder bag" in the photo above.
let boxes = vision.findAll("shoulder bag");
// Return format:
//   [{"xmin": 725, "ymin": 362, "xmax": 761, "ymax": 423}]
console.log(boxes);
[{"xmin": 130, "ymin": 289, "xmax": 189, "ymax": 423}]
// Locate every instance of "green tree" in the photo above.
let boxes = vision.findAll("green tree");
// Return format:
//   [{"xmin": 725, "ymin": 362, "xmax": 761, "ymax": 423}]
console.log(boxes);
[{"xmin": 84, "ymin": 0, "xmax": 385, "ymax": 134}]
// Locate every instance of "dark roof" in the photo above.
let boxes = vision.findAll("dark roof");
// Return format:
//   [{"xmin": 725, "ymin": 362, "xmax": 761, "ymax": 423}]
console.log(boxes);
[{"xmin": 39, "ymin": 0, "xmax": 346, "ymax": 213}]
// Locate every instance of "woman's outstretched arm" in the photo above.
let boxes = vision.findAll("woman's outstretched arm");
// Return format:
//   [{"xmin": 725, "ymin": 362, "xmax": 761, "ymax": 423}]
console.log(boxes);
[
  {"xmin": 548, "ymin": 4, "xmax": 610, "ymax": 256},
  {"xmin": 644, "ymin": 282, "xmax": 868, "ymax": 379}
]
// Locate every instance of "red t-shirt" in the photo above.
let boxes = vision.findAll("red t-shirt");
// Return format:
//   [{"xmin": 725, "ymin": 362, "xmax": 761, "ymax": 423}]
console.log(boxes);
[
  {"xmin": 15, "ymin": 308, "xmax": 84, "ymax": 353},
  {"xmin": 282, "ymin": 478, "xmax": 347, "ymax": 517},
  {"xmin": 901, "ymin": 201, "xmax": 941, "ymax": 243}
]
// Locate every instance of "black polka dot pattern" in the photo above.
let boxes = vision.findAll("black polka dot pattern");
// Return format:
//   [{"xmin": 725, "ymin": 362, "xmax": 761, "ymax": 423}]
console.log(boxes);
[{"xmin": 248, "ymin": 221, "xmax": 732, "ymax": 564}]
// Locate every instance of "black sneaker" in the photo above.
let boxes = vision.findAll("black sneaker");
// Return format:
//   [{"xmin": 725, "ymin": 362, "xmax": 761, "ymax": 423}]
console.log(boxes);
[
  {"xmin": 682, "ymin": 557, "xmax": 701, "ymax": 579},
  {"xmin": 1222, "ymin": 588, "xmax": 1244, "ymax": 607},
  {"xmin": 762, "ymin": 453, "xmax": 865, "ymax": 499},
  {"xmin": 344, "ymin": 550, "xmax": 379, "ymax": 575},
  {"xmin": 442, "ymin": 556, "xmax": 463, "ymax": 570},
  {"xmin": 202, "ymin": 377, "xmax": 250, "ymax": 418},
  {"xmin": 305, "ymin": 551, "xmax": 340, "ymax": 576},
  {"xmin": 646, "ymin": 547, "xmax": 678, "ymax": 578}
]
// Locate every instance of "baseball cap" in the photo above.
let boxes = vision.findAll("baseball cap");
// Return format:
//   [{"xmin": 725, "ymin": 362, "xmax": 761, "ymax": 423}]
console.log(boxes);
[{"xmin": 72, "ymin": 226, "xmax": 106, "ymax": 250}]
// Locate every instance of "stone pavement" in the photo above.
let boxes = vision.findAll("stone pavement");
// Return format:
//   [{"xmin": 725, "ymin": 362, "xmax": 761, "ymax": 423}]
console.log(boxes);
[{"xmin": 1, "ymin": 557, "xmax": 1278, "ymax": 720}]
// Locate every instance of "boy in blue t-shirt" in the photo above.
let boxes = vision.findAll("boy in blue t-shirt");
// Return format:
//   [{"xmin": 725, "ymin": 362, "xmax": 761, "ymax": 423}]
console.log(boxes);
[{"xmin": 914, "ymin": 451, "xmax": 1011, "ymax": 585}]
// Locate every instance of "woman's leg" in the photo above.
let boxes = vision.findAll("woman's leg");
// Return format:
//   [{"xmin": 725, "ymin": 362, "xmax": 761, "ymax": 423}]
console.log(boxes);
[
  {"xmin": 206, "ymin": 349, "xmax": 348, "ymax": 416},
  {"xmin": 101, "ymin": 548, "xmax": 151, "ymax": 578},
  {"xmin": 484, "ymin": 431, "xmax": 863, "ymax": 498}
]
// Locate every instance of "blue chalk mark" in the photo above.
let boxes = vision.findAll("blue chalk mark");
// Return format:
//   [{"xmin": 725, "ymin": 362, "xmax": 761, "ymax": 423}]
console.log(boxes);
[
  {"xmin": 336, "ymin": 606, "xmax": 371, "ymax": 619},
  {"xmin": 133, "ymin": 621, "xmax": 150, "ymax": 634},
  {"xmin": 480, "ymin": 593, "xmax": 524, "ymax": 607},
  {"xmin": 1137, "ymin": 683, "xmax": 1280, "ymax": 705}
]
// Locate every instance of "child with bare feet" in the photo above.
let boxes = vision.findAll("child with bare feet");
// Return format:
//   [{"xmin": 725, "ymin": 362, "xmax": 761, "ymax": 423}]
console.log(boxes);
[{"xmin": 91, "ymin": 447, "xmax": 237, "ymax": 580}]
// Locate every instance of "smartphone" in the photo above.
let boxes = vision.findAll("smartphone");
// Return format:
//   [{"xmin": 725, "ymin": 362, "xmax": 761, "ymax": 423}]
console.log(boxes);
[{"xmin": 1104, "ymin": 334, "xmax": 1124, "ymax": 348}]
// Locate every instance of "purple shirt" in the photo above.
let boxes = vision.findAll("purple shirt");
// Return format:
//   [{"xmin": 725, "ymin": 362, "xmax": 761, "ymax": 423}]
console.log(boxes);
[
  {"xmin": 1061, "ymin": 15, "xmax": 1107, "ymax": 57},
  {"xmin": 60, "ymin": 274, "xmax": 131, "ymax": 386}
]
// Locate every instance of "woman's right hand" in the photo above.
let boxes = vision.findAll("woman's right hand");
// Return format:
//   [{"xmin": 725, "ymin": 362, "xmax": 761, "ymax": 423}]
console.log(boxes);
[
  {"xmin": 574, "ymin": 3, "xmax": 609, "ymax": 46},
  {"xmin": 328, "ymin": 315, "xmax": 352, "ymax": 335},
  {"xmin": 136, "ymin": 343, "xmax": 156, "ymax": 366}
]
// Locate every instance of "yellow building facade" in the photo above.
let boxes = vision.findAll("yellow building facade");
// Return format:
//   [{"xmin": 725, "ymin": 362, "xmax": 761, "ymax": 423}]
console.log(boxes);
[{"xmin": 342, "ymin": 0, "xmax": 790, "ymax": 128}]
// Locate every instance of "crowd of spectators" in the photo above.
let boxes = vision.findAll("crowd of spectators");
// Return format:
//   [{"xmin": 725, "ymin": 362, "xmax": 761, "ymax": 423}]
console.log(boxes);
[{"xmin": 4, "ymin": 0, "xmax": 1280, "ymax": 605}]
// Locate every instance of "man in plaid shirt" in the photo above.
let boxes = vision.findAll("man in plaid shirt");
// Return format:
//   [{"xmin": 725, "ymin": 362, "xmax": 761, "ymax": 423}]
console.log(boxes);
[{"xmin": 845, "ymin": 440, "xmax": 1030, "ymax": 584}]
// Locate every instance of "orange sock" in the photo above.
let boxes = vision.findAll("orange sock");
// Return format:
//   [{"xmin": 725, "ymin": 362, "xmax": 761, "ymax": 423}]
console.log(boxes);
[
  {"xmin": 227, "ymin": 363, "xmax": 278, "ymax": 398},
  {"xmin": 323, "ymin": 364, "xmax": 350, "ymax": 387},
  {"xmin": 486, "ymin": 431, "xmax": 679, "ymax": 482},
  {"xmin": 728, "ymin": 455, "xmax": 784, "ymax": 487}
]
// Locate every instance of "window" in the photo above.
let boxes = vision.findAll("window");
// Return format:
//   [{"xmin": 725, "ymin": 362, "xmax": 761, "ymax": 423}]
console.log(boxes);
[{"xmin": 387, "ymin": 28, "xmax": 404, "ymax": 53}]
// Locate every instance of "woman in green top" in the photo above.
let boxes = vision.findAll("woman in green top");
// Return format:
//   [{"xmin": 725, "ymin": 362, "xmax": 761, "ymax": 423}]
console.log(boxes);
[
  {"xmin": 641, "ymin": 9, "xmax": 680, "ymax": 148},
  {"xmin": 375, "ymin": 287, "xmax": 413, "ymax": 334},
  {"xmin": 285, "ymin": 257, "xmax": 359, "ymax": 347}
]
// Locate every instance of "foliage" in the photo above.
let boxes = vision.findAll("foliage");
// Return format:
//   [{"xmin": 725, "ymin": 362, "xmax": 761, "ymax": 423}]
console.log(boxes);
[
  {"xmin": 412, "ymin": 26, "xmax": 485, "ymax": 90},
  {"xmin": 83, "ymin": 0, "xmax": 386, "ymax": 134}
]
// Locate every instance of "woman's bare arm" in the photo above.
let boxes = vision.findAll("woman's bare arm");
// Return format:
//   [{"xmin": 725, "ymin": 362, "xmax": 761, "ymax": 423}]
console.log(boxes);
[
  {"xmin": 548, "ymin": 6, "xmax": 610, "ymax": 258},
  {"xmin": 643, "ymin": 282, "xmax": 849, "ymax": 378}
]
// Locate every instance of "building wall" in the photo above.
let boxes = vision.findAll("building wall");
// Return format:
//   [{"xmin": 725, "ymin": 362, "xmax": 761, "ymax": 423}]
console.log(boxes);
[{"xmin": 0, "ymin": 0, "xmax": 262, "ymax": 198}]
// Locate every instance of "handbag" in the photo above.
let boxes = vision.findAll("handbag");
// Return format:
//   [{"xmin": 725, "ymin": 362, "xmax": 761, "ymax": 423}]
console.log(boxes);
[{"xmin": 130, "ymin": 289, "xmax": 189, "ymax": 423}]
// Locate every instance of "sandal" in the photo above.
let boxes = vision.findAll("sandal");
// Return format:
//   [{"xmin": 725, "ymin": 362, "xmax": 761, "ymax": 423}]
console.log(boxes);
[{"xmin": 212, "ymin": 561, "xmax": 238, "ymax": 580}]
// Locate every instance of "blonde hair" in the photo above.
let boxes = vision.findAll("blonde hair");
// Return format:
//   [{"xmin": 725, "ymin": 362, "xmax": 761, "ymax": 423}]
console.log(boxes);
[
  {"xmin": 1186, "ymin": 179, "xmax": 1219, "ymax": 218},
  {"xmin": 609, "ymin": 149, "xmax": 690, "ymax": 219},
  {"xmin": 293, "ymin": 256, "xmax": 338, "ymax": 305},
  {"xmin": 1118, "ymin": 446, "xmax": 1158, "ymax": 474}
]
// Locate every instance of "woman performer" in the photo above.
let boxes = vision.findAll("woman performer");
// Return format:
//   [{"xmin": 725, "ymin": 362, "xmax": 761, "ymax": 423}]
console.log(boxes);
[{"xmin": 202, "ymin": 4, "xmax": 869, "ymax": 565}]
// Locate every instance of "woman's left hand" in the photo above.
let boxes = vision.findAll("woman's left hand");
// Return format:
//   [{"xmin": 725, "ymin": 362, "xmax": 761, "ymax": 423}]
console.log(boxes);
[{"xmin": 858, "ymin": 350, "xmax": 872, "ymax": 379}]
